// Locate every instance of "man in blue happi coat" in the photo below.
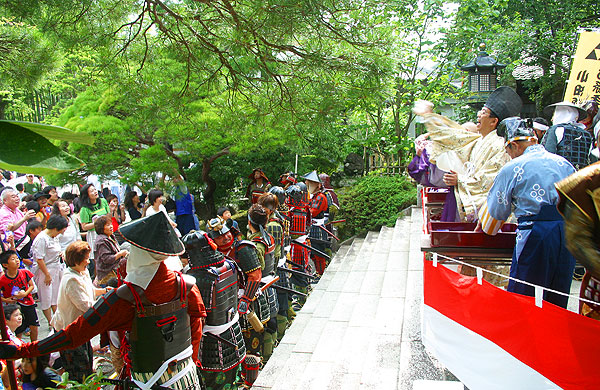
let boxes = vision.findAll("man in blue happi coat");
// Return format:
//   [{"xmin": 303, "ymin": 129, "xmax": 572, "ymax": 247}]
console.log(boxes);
[{"xmin": 478, "ymin": 117, "xmax": 577, "ymax": 308}]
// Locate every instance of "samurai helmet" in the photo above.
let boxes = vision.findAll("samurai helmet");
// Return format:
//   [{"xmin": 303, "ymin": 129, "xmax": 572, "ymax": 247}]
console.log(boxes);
[
  {"xmin": 268, "ymin": 186, "xmax": 286, "ymax": 205},
  {"xmin": 279, "ymin": 171, "xmax": 297, "ymax": 186},
  {"xmin": 181, "ymin": 230, "xmax": 224, "ymax": 269},
  {"xmin": 285, "ymin": 184, "xmax": 302, "ymax": 201},
  {"xmin": 206, "ymin": 216, "xmax": 230, "ymax": 239}
]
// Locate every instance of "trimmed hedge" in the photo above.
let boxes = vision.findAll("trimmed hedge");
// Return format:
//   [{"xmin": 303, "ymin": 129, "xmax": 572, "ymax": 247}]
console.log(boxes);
[{"xmin": 337, "ymin": 175, "xmax": 416, "ymax": 239}]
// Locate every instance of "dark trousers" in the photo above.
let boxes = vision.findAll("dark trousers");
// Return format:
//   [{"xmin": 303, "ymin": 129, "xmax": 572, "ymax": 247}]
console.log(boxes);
[{"xmin": 508, "ymin": 205, "xmax": 576, "ymax": 308}]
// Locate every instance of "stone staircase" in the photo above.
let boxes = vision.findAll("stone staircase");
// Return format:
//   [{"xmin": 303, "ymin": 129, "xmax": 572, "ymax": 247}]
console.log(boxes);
[{"xmin": 253, "ymin": 206, "xmax": 459, "ymax": 390}]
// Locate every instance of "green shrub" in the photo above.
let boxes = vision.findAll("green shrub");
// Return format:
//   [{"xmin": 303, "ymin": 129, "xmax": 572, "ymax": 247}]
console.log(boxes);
[{"xmin": 337, "ymin": 174, "xmax": 416, "ymax": 239}]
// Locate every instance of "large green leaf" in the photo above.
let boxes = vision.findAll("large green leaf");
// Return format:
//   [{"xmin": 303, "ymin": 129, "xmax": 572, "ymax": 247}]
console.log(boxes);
[
  {"xmin": 0, "ymin": 122, "xmax": 85, "ymax": 174},
  {"xmin": 0, "ymin": 120, "xmax": 94, "ymax": 146}
]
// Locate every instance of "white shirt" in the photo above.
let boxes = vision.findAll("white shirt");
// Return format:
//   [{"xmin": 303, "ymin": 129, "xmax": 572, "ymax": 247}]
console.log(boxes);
[
  {"xmin": 58, "ymin": 215, "xmax": 81, "ymax": 252},
  {"xmin": 31, "ymin": 231, "xmax": 63, "ymax": 272},
  {"xmin": 51, "ymin": 267, "xmax": 95, "ymax": 330}
]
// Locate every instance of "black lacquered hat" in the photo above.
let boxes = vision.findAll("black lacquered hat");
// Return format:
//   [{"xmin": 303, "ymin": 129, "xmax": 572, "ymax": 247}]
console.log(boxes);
[
  {"xmin": 485, "ymin": 86, "xmax": 523, "ymax": 122},
  {"xmin": 118, "ymin": 212, "xmax": 184, "ymax": 256}
]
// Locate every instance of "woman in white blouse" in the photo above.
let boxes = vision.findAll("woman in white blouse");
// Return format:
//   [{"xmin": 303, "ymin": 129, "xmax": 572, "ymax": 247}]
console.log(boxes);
[
  {"xmin": 51, "ymin": 199, "xmax": 81, "ymax": 252},
  {"xmin": 51, "ymin": 241, "xmax": 108, "ymax": 382},
  {"xmin": 31, "ymin": 214, "xmax": 68, "ymax": 325},
  {"xmin": 143, "ymin": 188, "xmax": 177, "ymax": 229}
]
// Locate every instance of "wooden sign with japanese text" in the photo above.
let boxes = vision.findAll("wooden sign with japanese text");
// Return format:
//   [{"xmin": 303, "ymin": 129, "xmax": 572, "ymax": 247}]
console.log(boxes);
[{"xmin": 564, "ymin": 31, "xmax": 600, "ymax": 105}]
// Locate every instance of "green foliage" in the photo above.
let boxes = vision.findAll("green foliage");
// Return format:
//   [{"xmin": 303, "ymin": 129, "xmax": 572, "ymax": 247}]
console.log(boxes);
[
  {"xmin": 0, "ymin": 121, "xmax": 85, "ymax": 174},
  {"xmin": 56, "ymin": 371, "xmax": 109, "ymax": 389},
  {"xmin": 337, "ymin": 175, "xmax": 416, "ymax": 239}
]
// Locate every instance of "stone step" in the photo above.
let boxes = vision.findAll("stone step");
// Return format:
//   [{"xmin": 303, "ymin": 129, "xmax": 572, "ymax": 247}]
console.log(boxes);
[
  {"xmin": 413, "ymin": 380, "xmax": 464, "ymax": 390},
  {"xmin": 256, "ymin": 208, "xmax": 454, "ymax": 390}
]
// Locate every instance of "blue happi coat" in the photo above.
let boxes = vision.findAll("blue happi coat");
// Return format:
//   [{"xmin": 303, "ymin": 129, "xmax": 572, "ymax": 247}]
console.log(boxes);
[{"xmin": 478, "ymin": 144, "xmax": 576, "ymax": 307}]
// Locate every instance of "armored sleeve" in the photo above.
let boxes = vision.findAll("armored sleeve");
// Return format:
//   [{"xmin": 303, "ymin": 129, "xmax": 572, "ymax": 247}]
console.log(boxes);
[
  {"xmin": 236, "ymin": 243, "xmax": 262, "ymax": 275},
  {"xmin": 309, "ymin": 193, "xmax": 328, "ymax": 218},
  {"xmin": 186, "ymin": 283, "xmax": 206, "ymax": 363},
  {"xmin": 15, "ymin": 290, "xmax": 134, "ymax": 358},
  {"xmin": 266, "ymin": 222, "xmax": 283, "ymax": 259}
]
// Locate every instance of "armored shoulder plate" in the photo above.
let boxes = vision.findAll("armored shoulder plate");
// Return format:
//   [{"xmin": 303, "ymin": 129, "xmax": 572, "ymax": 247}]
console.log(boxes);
[
  {"xmin": 252, "ymin": 233, "xmax": 275, "ymax": 275},
  {"xmin": 235, "ymin": 241, "xmax": 261, "ymax": 274},
  {"xmin": 266, "ymin": 221, "xmax": 283, "ymax": 244}
]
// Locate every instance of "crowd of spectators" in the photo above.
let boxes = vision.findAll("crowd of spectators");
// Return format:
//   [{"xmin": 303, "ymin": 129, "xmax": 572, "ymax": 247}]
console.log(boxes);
[{"xmin": 0, "ymin": 173, "xmax": 198, "ymax": 388}]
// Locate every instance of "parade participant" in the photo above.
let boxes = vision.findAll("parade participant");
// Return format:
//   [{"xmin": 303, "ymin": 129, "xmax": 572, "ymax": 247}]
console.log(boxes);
[
  {"xmin": 302, "ymin": 171, "xmax": 329, "ymax": 275},
  {"xmin": 555, "ymin": 161, "xmax": 600, "ymax": 319},
  {"xmin": 206, "ymin": 216, "xmax": 269, "ymax": 366},
  {"xmin": 247, "ymin": 203, "xmax": 278, "ymax": 361},
  {"xmin": 413, "ymin": 86, "xmax": 522, "ymax": 221},
  {"xmin": 270, "ymin": 186, "xmax": 291, "ymax": 249},
  {"xmin": 408, "ymin": 134, "xmax": 460, "ymax": 222},
  {"xmin": 532, "ymin": 117, "xmax": 549, "ymax": 143},
  {"xmin": 278, "ymin": 171, "xmax": 297, "ymax": 189},
  {"xmin": 182, "ymin": 230, "xmax": 245, "ymax": 390},
  {"xmin": 580, "ymin": 100, "xmax": 598, "ymax": 132},
  {"xmin": 245, "ymin": 169, "xmax": 271, "ymax": 205},
  {"xmin": 478, "ymin": 117, "xmax": 576, "ymax": 308},
  {"xmin": 0, "ymin": 212, "xmax": 207, "ymax": 389},
  {"xmin": 541, "ymin": 101, "xmax": 592, "ymax": 170},
  {"xmin": 285, "ymin": 184, "xmax": 311, "ymax": 310},
  {"xmin": 259, "ymin": 191, "xmax": 291, "ymax": 340},
  {"xmin": 318, "ymin": 173, "xmax": 339, "ymax": 222}
]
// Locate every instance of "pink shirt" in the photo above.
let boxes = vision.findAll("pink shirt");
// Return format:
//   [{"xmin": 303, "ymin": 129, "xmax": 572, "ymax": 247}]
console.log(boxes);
[{"xmin": 0, "ymin": 204, "xmax": 27, "ymax": 240}]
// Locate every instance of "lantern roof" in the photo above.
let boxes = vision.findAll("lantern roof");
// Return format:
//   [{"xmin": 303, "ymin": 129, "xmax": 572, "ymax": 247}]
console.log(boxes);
[{"xmin": 460, "ymin": 43, "xmax": 506, "ymax": 72}]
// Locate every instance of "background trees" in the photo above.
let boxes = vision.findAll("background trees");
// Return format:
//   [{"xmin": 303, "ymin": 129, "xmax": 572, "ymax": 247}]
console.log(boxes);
[{"xmin": 1, "ymin": 0, "xmax": 597, "ymax": 215}]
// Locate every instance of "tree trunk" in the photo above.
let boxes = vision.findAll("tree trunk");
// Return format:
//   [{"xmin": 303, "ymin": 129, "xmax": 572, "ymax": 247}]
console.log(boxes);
[
  {"xmin": 0, "ymin": 98, "xmax": 6, "ymax": 120},
  {"xmin": 200, "ymin": 147, "xmax": 231, "ymax": 218}
]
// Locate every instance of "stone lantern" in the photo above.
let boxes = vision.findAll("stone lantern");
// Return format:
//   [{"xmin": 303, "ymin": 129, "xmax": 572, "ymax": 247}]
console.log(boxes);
[{"xmin": 460, "ymin": 43, "xmax": 506, "ymax": 93}]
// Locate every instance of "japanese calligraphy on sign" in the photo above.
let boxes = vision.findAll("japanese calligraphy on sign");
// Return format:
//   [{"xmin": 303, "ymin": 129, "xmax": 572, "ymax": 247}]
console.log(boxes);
[{"xmin": 564, "ymin": 31, "xmax": 600, "ymax": 105}]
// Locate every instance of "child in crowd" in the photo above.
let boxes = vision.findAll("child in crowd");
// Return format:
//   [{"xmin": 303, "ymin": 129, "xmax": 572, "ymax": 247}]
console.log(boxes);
[
  {"xmin": 0, "ymin": 250, "xmax": 39, "ymax": 341},
  {"xmin": 21, "ymin": 355, "xmax": 60, "ymax": 390},
  {"xmin": 17, "ymin": 221, "xmax": 43, "ymax": 268},
  {"xmin": 1, "ymin": 304, "xmax": 25, "ymax": 389},
  {"xmin": 217, "ymin": 206, "xmax": 240, "ymax": 232}
]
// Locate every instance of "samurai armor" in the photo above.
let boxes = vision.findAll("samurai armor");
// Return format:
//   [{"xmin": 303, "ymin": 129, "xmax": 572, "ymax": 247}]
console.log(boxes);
[
  {"xmin": 199, "ymin": 321, "xmax": 246, "ymax": 372},
  {"xmin": 242, "ymin": 354, "xmax": 261, "ymax": 386}
]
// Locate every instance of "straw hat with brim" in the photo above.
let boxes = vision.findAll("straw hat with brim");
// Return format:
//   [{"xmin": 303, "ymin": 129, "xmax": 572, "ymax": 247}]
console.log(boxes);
[
  {"xmin": 118, "ymin": 212, "xmax": 184, "ymax": 256},
  {"xmin": 543, "ymin": 102, "xmax": 588, "ymax": 122},
  {"xmin": 33, "ymin": 192, "xmax": 50, "ymax": 201}
]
